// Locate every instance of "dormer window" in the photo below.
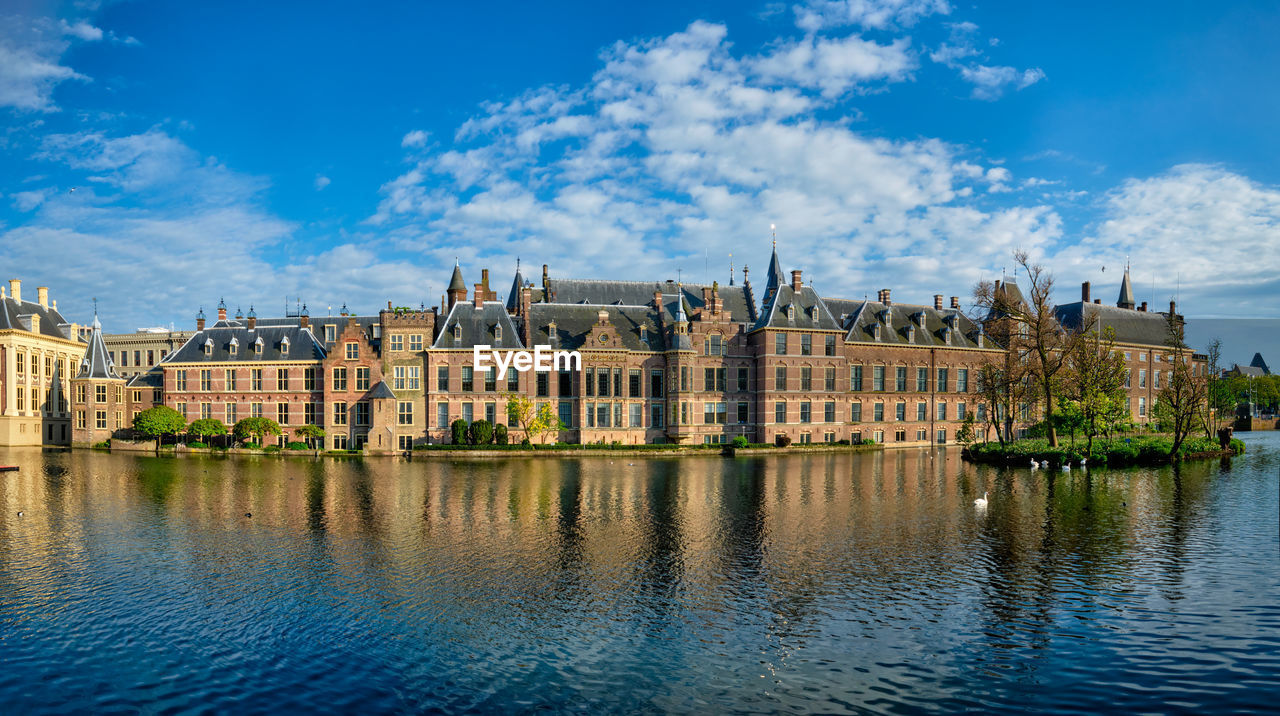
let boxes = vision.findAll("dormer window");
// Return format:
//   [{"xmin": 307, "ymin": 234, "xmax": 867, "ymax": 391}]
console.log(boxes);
[
  {"xmin": 944, "ymin": 327, "xmax": 953, "ymax": 345},
  {"xmin": 786, "ymin": 304, "xmax": 795, "ymax": 320},
  {"xmin": 873, "ymin": 324, "xmax": 882, "ymax": 341},
  {"xmin": 907, "ymin": 325, "xmax": 915, "ymax": 342},
  {"xmin": 254, "ymin": 336, "xmax": 264, "ymax": 355},
  {"xmin": 494, "ymin": 325, "xmax": 502, "ymax": 341},
  {"xmin": 453, "ymin": 325, "xmax": 461, "ymax": 341},
  {"xmin": 228, "ymin": 337, "xmax": 238, "ymax": 355},
  {"xmin": 639, "ymin": 326, "xmax": 648, "ymax": 342},
  {"xmin": 280, "ymin": 337, "xmax": 290, "ymax": 354},
  {"xmin": 203, "ymin": 338, "xmax": 213, "ymax": 356}
]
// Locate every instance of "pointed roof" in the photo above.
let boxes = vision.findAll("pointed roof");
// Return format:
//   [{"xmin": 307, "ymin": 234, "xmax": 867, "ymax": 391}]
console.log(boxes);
[
  {"xmin": 77, "ymin": 315, "xmax": 122, "ymax": 380},
  {"xmin": 448, "ymin": 261, "xmax": 466, "ymax": 292},
  {"xmin": 1117, "ymin": 266, "xmax": 1136, "ymax": 309},
  {"xmin": 505, "ymin": 259, "xmax": 524, "ymax": 311},
  {"xmin": 763, "ymin": 245, "xmax": 786, "ymax": 308},
  {"xmin": 1250, "ymin": 352, "xmax": 1271, "ymax": 375},
  {"xmin": 366, "ymin": 380, "xmax": 396, "ymax": 400}
]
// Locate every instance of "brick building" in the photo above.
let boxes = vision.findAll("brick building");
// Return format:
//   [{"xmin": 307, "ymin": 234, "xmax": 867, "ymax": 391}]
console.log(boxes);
[{"xmin": 0, "ymin": 279, "xmax": 85, "ymax": 446}]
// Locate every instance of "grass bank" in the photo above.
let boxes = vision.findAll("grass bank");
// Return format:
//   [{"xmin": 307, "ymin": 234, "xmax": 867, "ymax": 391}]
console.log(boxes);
[{"xmin": 963, "ymin": 434, "xmax": 1245, "ymax": 468}]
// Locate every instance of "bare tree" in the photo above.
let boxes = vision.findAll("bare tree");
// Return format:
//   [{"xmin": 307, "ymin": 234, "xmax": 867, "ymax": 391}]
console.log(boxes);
[
  {"xmin": 973, "ymin": 251, "xmax": 1083, "ymax": 447},
  {"xmin": 1158, "ymin": 311, "xmax": 1206, "ymax": 456},
  {"xmin": 1200, "ymin": 339, "xmax": 1229, "ymax": 438},
  {"xmin": 1061, "ymin": 325, "xmax": 1128, "ymax": 457}
]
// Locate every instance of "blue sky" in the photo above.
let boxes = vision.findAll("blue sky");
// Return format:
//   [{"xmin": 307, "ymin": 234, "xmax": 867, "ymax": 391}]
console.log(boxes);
[{"xmin": 2, "ymin": 0, "xmax": 1279, "ymax": 350}]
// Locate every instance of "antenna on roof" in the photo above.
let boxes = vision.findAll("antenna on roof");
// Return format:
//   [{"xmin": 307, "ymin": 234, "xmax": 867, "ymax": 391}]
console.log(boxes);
[
  {"xmin": 729, "ymin": 253, "xmax": 734, "ymax": 286},
  {"xmin": 771, "ymin": 223, "xmax": 776, "ymax": 249}
]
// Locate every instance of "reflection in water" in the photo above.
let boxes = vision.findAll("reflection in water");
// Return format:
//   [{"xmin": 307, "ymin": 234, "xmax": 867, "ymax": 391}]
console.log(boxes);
[{"xmin": 0, "ymin": 436, "xmax": 1277, "ymax": 714}]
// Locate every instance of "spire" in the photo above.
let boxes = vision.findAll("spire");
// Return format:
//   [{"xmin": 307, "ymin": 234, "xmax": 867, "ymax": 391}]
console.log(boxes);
[
  {"xmin": 448, "ymin": 260, "xmax": 466, "ymax": 292},
  {"xmin": 506, "ymin": 258, "xmax": 525, "ymax": 311},
  {"xmin": 1117, "ymin": 262, "xmax": 1136, "ymax": 309},
  {"xmin": 76, "ymin": 315, "xmax": 121, "ymax": 381},
  {"xmin": 729, "ymin": 253, "xmax": 734, "ymax": 286}
]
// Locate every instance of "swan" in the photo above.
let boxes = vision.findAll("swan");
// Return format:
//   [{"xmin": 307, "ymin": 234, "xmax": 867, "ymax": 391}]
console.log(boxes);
[
  {"xmin": 1041, "ymin": 460, "xmax": 1049, "ymax": 468},
  {"xmin": 1061, "ymin": 463, "xmax": 1071, "ymax": 471},
  {"xmin": 1030, "ymin": 459, "xmax": 1039, "ymax": 469},
  {"xmin": 973, "ymin": 492, "xmax": 989, "ymax": 508},
  {"xmin": 1080, "ymin": 457, "xmax": 1088, "ymax": 466}
]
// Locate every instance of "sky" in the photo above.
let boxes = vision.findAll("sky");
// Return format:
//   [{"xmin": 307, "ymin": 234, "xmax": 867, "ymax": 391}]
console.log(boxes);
[{"xmin": 2, "ymin": 0, "xmax": 1278, "ymax": 360}]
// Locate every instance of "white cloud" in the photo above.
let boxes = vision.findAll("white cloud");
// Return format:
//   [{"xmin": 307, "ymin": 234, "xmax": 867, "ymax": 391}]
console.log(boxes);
[
  {"xmin": 401, "ymin": 129, "xmax": 429, "ymax": 147},
  {"xmin": 0, "ymin": 17, "xmax": 88, "ymax": 112},
  {"xmin": 1063, "ymin": 164, "xmax": 1280, "ymax": 317},
  {"xmin": 314, "ymin": 174, "xmax": 331, "ymax": 190},
  {"xmin": 959, "ymin": 64, "xmax": 1045, "ymax": 100},
  {"xmin": 59, "ymin": 20, "xmax": 103, "ymax": 42},
  {"xmin": 10, "ymin": 189, "xmax": 50, "ymax": 211},
  {"xmin": 794, "ymin": 0, "xmax": 951, "ymax": 32},
  {"xmin": 371, "ymin": 20, "xmax": 1057, "ymax": 305}
]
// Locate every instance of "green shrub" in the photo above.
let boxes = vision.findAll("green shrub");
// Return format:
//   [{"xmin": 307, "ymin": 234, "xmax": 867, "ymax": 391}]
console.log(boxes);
[
  {"xmin": 775, "ymin": 434, "xmax": 792, "ymax": 447},
  {"xmin": 469, "ymin": 419, "xmax": 494, "ymax": 446},
  {"xmin": 495, "ymin": 424, "xmax": 509, "ymax": 445},
  {"xmin": 451, "ymin": 419, "xmax": 468, "ymax": 445},
  {"xmin": 731, "ymin": 436, "xmax": 749, "ymax": 448},
  {"xmin": 286, "ymin": 441, "xmax": 309, "ymax": 450},
  {"xmin": 92, "ymin": 440, "xmax": 111, "ymax": 449},
  {"xmin": 187, "ymin": 441, "xmax": 208, "ymax": 449},
  {"xmin": 243, "ymin": 442, "xmax": 261, "ymax": 450},
  {"xmin": 263, "ymin": 445, "xmax": 282, "ymax": 454}
]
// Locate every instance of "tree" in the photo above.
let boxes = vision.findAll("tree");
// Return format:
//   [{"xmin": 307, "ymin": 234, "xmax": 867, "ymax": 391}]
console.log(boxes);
[
  {"xmin": 505, "ymin": 393, "xmax": 538, "ymax": 445},
  {"xmin": 1158, "ymin": 311, "xmax": 1206, "ymax": 456},
  {"xmin": 1061, "ymin": 324, "xmax": 1128, "ymax": 457},
  {"xmin": 973, "ymin": 251, "xmax": 1084, "ymax": 447},
  {"xmin": 494, "ymin": 423, "xmax": 509, "ymax": 445},
  {"xmin": 294, "ymin": 424, "xmax": 325, "ymax": 449},
  {"xmin": 1201, "ymin": 339, "xmax": 1231, "ymax": 438},
  {"xmin": 531, "ymin": 402, "xmax": 564, "ymax": 445},
  {"xmin": 450, "ymin": 418, "xmax": 468, "ymax": 445},
  {"xmin": 469, "ymin": 419, "xmax": 493, "ymax": 445},
  {"xmin": 956, "ymin": 411, "xmax": 977, "ymax": 449},
  {"xmin": 187, "ymin": 418, "xmax": 227, "ymax": 443},
  {"xmin": 233, "ymin": 416, "xmax": 282, "ymax": 446},
  {"xmin": 133, "ymin": 406, "xmax": 187, "ymax": 448},
  {"xmin": 973, "ymin": 360, "xmax": 1032, "ymax": 446}
]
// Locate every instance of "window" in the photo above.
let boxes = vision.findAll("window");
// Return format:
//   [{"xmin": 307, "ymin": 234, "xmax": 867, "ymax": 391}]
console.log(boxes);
[
  {"xmin": 895, "ymin": 429, "xmax": 906, "ymax": 442},
  {"xmin": 630, "ymin": 369, "xmax": 642, "ymax": 397},
  {"xmin": 176, "ymin": 371, "xmax": 187, "ymax": 391},
  {"xmin": 177, "ymin": 402, "xmax": 187, "ymax": 419},
  {"xmin": 561, "ymin": 402, "xmax": 575, "ymax": 428},
  {"xmin": 737, "ymin": 367, "xmax": 749, "ymax": 392},
  {"xmin": 304, "ymin": 402, "xmax": 317, "ymax": 425},
  {"xmin": 437, "ymin": 366, "xmax": 450, "ymax": 391},
  {"xmin": 345, "ymin": 343, "xmax": 359, "ymax": 360},
  {"xmin": 507, "ymin": 368, "xmax": 519, "ymax": 392},
  {"xmin": 937, "ymin": 402, "xmax": 947, "ymax": 420},
  {"xmin": 775, "ymin": 366, "xmax": 787, "ymax": 391},
  {"xmin": 916, "ymin": 367, "xmax": 928, "ymax": 392},
  {"xmin": 737, "ymin": 401, "xmax": 749, "ymax": 423},
  {"xmin": 630, "ymin": 403, "xmax": 643, "ymax": 427},
  {"xmin": 1139, "ymin": 369, "xmax": 1147, "ymax": 388},
  {"xmin": 485, "ymin": 402, "xmax": 496, "ymax": 424},
  {"xmin": 134, "ymin": 351, "xmax": 141, "ymax": 366},
  {"xmin": 201, "ymin": 403, "xmax": 212, "ymax": 420},
  {"xmin": 825, "ymin": 367, "xmax": 836, "ymax": 391},
  {"xmin": 537, "ymin": 373, "xmax": 549, "ymax": 397},
  {"xmin": 252, "ymin": 368, "xmax": 263, "ymax": 391},
  {"xmin": 389, "ymin": 334, "xmax": 404, "ymax": 351},
  {"xmin": 461, "ymin": 366, "xmax": 473, "ymax": 392},
  {"xmin": 895, "ymin": 402, "xmax": 906, "ymax": 421},
  {"xmin": 1125, "ymin": 369, "xmax": 1132, "ymax": 388},
  {"xmin": 801, "ymin": 334, "xmax": 812, "ymax": 356},
  {"xmin": 651, "ymin": 370, "xmax": 664, "ymax": 398},
  {"xmin": 937, "ymin": 368, "xmax": 949, "ymax": 392},
  {"xmin": 824, "ymin": 334, "xmax": 836, "ymax": 356},
  {"xmin": 251, "ymin": 402, "xmax": 263, "ymax": 418},
  {"xmin": 775, "ymin": 401, "xmax": 787, "ymax": 424},
  {"xmin": 1154, "ymin": 370, "xmax": 1161, "ymax": 390},
  {"xmin": 917, "ymin": 402, "xmax": 927, "ymax": 421},
  {"xmin": 95, "ymin": 384, "xmax": 107, "ymax": 403},
  {"xmin": 325, "ymin": 325, "xmax": 337, "ymax": 343},
  {"xmin": 198, "ymin": 369, "xmax": 211, "ymax": 392},
  {"xmin": 437, "ymin": 403, "xmax": 448, "ymax": 428},
  {"xmin": 96, "ymin": 410, "xmax": 107, "ymax": 429},
  {"xmin": 824, "ymin": 401, "xmax": 835, "ymax": 423},
  {"xmin": 225, "ymin": 369, "xmax": 237, "ymax": 391},
  {"xmin": 462, "ymin": 403, "xmax": 474, "ymax": 423},
  {"xmin": 799, "ymin": 402, "xmax": 812, "ymax": 423},
  {"xmin": 332, "ymin": 434, "xmax": 348, "ymax": 450},
  {"xmin": 895, "ymin": 367, "xmax": 907, "ymax": 392},
  {"xmin": 332, "ymin": 367, "xmax": 348, "ymax": 391},
  {"xmin": 651, "ymin": 404, "xmax": 664, "ymax": 428},
  {"xmin": 147, "ymin": 350, "xmax": 155, "ymax": 366},
  {"xmin": 278, "ymin": 403, "xmax": 290, "ymax": 425},
  {"xmin": 957, "ymin": 403, "xmax": 966, "ymax": 420},
  {"xmin": 873, "ymin": 366, "xmax": 885, "ymax": 391},
  {"xmin": 851, "ymin": 365, "xmax": 863, "ymax": 391},
  {"xmin": 554, "ymin": 370, "xmax": 570, "ymax": 397},
  {"xmin": 356, "ymin": 367, "xmax": 370, "ymax": 391},
  {"xmin": 333, "ymin": 402, "xmax": 348, "ymax": 425},
  {"xmin": 874, "ymin": 402, "xmax": 884, "ymax": 422},
  {"xmin": 396, "ymin": 402, "xmax": 414, "ymax": 425},
  {"xmin": 704, "ymin": 402, "xmax": 726, "ymax": 425},
  {"xmin": 800, "ymin": 367, "xmax": 812, "ymax": 391},
  {"xmin": 596, "ymin": 368, "xmax": 610, "ymax": 397},
  {"xmin": 707, "ymin": 334, "xmax": 723, "ymax": 356},
  {"xmin": 596, "ymin": 403, "xmax": 611, "ymax": 428},
  {"xmin": 614, "ymin": 368, "xmax": 623, "ymax": 398},
  {"xmin": 957, "ymin": 368, "xmax": 969, "ymax": 393},
  {"xmin": 775, "ymin": 334, "xmax": 787, "ymax": 355},
  {"xmin": 1139, "ymin": 397, "xmax": 1147, "ymax": 417},
  {"xmin": 850, "ymin": 402, "xmax": 862, "ymax": 422},
  {"xmin": 226, "ymin": 403, "xmax": 237, "ymax": 424},
  {"xmin": 409, "ymin": 334, "xmax": 423, "ymax": 351},
  {"xmin": 77, "ymin": 411, "xmax": 86, "ymax": 429},
  {"xmin": 277, "ymin": 368, "xmax": 290, "ymax": 391}
]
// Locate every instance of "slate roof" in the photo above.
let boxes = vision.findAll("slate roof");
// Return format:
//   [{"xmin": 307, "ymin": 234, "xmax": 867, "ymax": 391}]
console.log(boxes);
[
  {"xmin": 762, "ymin": 247, "xmax": 787, "ymax": 308},
  {"xmin": 753, "ymin": 283, "xmax": 842, "ymax": 332},
  {"xmin": 366, "ymin": 381, "xmax": 396, "ymax": 399},
  {"xmin": 1250, "ymin": 352, "xmax": 1271, "ymax": 375},
  {"xmin": 505, "ymin": 262, "xmax": 527, "ymax": 311},
  {"xmin": 984, "ymin": 279, "xmax": 1028, "ymax": 321},
  {"xmin": 526, "ymin": 303, "xmax": 664, "ymax": 352},
  {"xmin": 76, "ymin": 317, "xmax": 122, "ymax": 380},
  {"xmin": 1054, "ymin": 302, "xmax": 1175, "ymax": 347},
  {"xmin": 540, "ymin": 277, "xmax": 756, "ymax": 321},
  {"xmin": 1117, "ymin": 268, "xmax": 1136, "ymax": 309},
  {"xmin": 448, "ymin": 263, "xmax": 466, "ymax": 292},
  {"xmin": 432, "ymin": 302, "xmax": 524, "ymax": 349},
  {"xmin": 162, "ymin": 325, "xmax": 328, "ymax": 363},
  {"xmin": 833, "ymin": 299, "xmax": 993, "ymax": 349},
  {"xmin": 127, "ymin": 369, "xmax": 163, "ymax": 388},
  {"xmin": 0, "ymin": 295, "xmax": 75, "ymax": 340},
  {"xmin": 1232, "ymin": 365, "xmax": 1266, "ymax": 378}
]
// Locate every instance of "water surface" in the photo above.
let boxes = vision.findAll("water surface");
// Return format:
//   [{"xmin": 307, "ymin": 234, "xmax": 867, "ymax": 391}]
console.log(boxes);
[{"xmin": 1, "ymin": 435, "xmax": 1278, "ymax": 713}]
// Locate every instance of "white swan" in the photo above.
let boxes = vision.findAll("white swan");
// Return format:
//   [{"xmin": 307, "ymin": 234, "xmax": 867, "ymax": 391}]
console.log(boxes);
[
  {"xmin": 1030, "ymin": 459, "xmax": 1039, "ymax": 469},
  {"xmin": 1041, "ymin": 460, "xmax": 1049, "ymax": 468},
  {"xmin": 1061, "ymin": 463, "xmax": 1071, "ymax": 471},
  {"xmin": 973, "ymin": 491, "xmax": 989, "ymax": 508},
  {"xmin": 1080, "ymin": 457, "xmax": 1087, "ymax": 466}
]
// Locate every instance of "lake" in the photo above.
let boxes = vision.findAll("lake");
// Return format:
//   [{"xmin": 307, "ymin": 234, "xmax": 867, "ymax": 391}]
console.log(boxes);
[{"xmin": 1, "ymin": 435, "xmax": 1277, "ymax": 714}]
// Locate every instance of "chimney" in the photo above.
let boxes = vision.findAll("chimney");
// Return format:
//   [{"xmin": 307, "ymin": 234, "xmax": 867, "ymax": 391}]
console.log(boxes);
[
  {"xmin": 217, "ymin": 302, "xmax": 227, "ymax": 321},
  {"xmin": 473, "ymin": 283, "xmax": 484, "ymax": 308},
  {"xmin": 791, "ymin": 270, "xmax": 803, "ymax": 291},
  {"xmin": 247, "ymin": 314, "xmax": 256, "ymax": 330},
  {"xmin": 542, "ymin": 264, "xmax": 549, "ymax": 293},
  {"xmin": 934, "ymin": 294, "xmax": 944, "ymax": 311},
  {"xmin": 597, "ymin": 309, "xmax": 608, "ymax": 325},
  {"xmin": 196, "ymin": 308, "xmax": 206, "ymax": 331},
  {"xmin": 1139, "ymin": 301, "xmax": 1147, "ymax": 312},
  {"xmin": 37, "ymin": 286, "xmax": 48, "ymax": 309},
  {"xmin": 520, "ymin": 287, "xmax": 533, "ymax": 342},
  {"xmin": 481, "ymin": 268, "xmax": 491, "ymax": 300},
  {"xmin": 653, "ymin": 290, "xmax": 663, "ymax": 309},
  {"xmin": 702, "ymin": 286, "xmax": 713, "ymax": 309},
  {"xmin": 300, "ymin": 304, "xmax": 310, "ymax": 330},
  {"xmin": 1081, "ymin": 281, "xmax": 1091, "ymax": 303},
  {"xmin": 1169, "ymin": 300, "xmax": 1177, "ymax": 316},
  {"xmin": 879, "ymin": 289, "xmax": 891, "ymax": 306},
  {"xmin": 8, "ymin": 279, "xmax": 20, "ymax": 303},
  {"xmin": 742, "ymin": 265, "xmax": 750, "ymax": 285},
  {"xmin": 950, "ymin": 296, "xmax": 960, "ymax": 309},
  {"xmin": 1094, "ymin": 299, "xmax": 1101, "ymax": 304}
]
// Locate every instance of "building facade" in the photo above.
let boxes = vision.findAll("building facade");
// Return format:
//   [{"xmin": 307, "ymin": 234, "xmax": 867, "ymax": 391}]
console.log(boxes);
[{"xmin": 0, "ymin": 279, "xmax": 86, "ymax": 446}]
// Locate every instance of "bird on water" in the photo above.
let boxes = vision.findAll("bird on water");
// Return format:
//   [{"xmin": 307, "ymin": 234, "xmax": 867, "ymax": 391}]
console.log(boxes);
[{"xmin": 973, "ymin": 492, "xmax": 989, "ymax": 508}]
